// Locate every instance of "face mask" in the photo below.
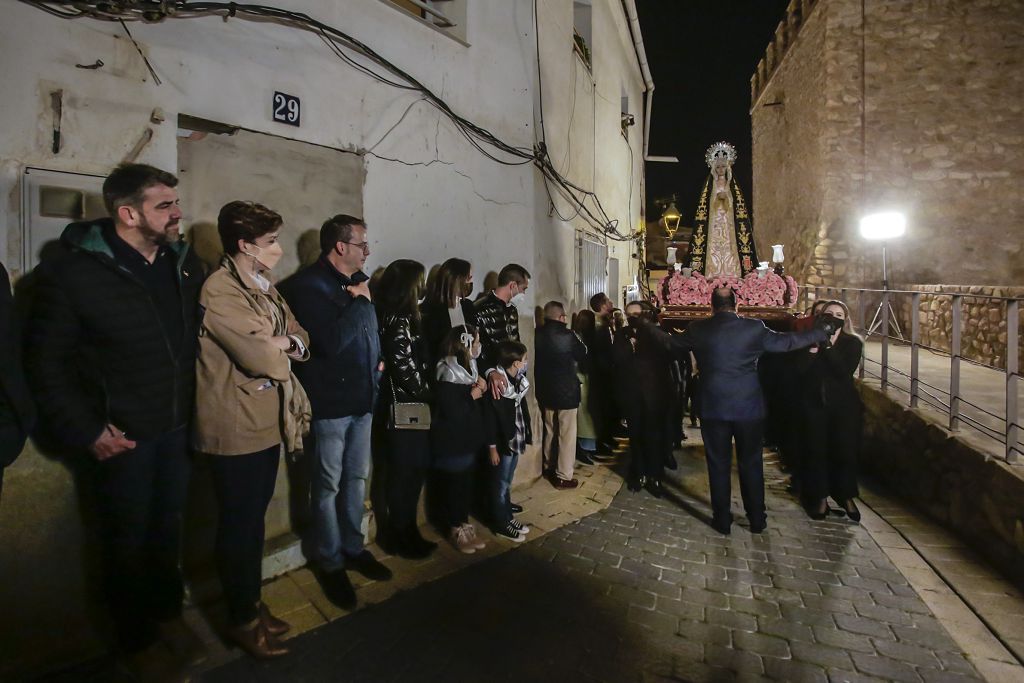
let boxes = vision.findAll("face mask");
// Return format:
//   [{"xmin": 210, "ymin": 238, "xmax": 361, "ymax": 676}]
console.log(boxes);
[
  {"xmin": 462, "ymin": 281, "xmax": 474, "ymax": 299},
  {"xmin": 471, "ymin": 345, "xmax": 482, "ymax": 360},
  {"xmin": 627, "ymin": 315, "xmax": 641, "ymax": 327},
  {"xmin": 244, "ymin": 241, "xmax": 283, "ymax": 272},
  {"xmin": 510, "ymin": 292, "xmax": 526, "ymax": 308},
  {"xmin": 517, "ymin": 360, "xmax": 529, "ymax": 376}
]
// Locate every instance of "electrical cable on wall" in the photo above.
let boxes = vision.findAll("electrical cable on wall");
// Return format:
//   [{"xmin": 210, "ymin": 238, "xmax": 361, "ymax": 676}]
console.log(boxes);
[{"xmin": 16, "ymin": 1, "xmax": 641, "ymax": 243}]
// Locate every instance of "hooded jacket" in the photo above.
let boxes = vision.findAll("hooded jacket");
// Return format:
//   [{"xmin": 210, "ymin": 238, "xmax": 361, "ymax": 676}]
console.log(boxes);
[{"xmin": 26, "ymin": 219, "xmax": 204, "ymax": 448}]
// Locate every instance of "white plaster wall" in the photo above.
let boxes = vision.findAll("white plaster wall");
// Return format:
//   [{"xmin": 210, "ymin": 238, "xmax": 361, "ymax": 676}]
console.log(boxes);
[{"xmin": 534, "ymin": 0, "xmax": 645, "ymax": 312}]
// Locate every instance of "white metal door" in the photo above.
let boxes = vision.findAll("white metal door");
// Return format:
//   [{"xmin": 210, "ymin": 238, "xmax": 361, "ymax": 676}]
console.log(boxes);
[{"xmin": 22, "ymin": 168, "xmax": 106, "ymax": 271}]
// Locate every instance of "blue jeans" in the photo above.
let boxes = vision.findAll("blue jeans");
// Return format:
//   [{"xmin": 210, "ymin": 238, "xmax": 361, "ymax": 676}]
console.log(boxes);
[
  {"xmin": 310, "ymin": 413, "xmax": 373, "ymax": 571},
  {"xmin": 490, "ymin": 451, "xmax": 519, "ymax": 528}
]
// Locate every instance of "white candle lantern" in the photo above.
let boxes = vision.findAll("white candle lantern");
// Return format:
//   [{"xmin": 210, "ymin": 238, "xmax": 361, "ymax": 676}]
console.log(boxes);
[{"xmin": 771, "ymin": 244, "xmax": 785, "ymax": 264}]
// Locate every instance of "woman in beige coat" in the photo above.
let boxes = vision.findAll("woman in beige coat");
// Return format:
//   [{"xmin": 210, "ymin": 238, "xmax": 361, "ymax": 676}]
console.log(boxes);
[{"xmin": 195, "ymin": 201, "xmax": 310, "ymax": 659}]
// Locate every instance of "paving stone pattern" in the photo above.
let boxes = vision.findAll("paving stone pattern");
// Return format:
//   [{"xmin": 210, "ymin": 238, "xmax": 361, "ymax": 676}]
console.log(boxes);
[{"xmin": 204, "ymin": 451, "xmax": 981, "ymax": 683}]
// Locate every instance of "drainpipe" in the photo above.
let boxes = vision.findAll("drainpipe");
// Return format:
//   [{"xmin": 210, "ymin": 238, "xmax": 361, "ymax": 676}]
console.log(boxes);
[{"xmin": 620, "ymin": 0, "xmax": 676, "ymax": 164}]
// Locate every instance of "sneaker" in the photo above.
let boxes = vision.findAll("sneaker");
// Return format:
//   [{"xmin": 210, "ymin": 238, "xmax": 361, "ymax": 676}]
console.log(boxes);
[
  {"xmin": 462, "ymin": 523, "xmax": 487, "ymax": 550},
  {"xmin": 346, "ymin": 550, "xmax": 393, "ymax": 581},
  {"xmin": 450, "ymin": 526, "xmax": 476, "ymax": 554},
  {"xmin": 494, "ymin": 522, "xmax": 525, "ymax": 542},
  {"xmin": 509, "ymin": 518, "xmax": 530, "ymax": 534},
  {"xmin": 510, "ymin": 503, "xmax": 524, "ymax": 514},
  {"xmin": 318, "ymin": 568, "xmax": 356, "ymax": 610}
]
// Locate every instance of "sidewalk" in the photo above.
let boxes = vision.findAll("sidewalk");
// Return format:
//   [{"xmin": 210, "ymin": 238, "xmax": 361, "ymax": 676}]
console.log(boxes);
[
  {"xmin": 201, "ymin": 431, "xmax": 1024, "ymax": 682},
  {"xmin": 862, "ymin": 340, "xmax": 1024, "ymax": 462},
  {"xmin": 186, "ymin": 457, "xmax": 626, "ymax": 673}
]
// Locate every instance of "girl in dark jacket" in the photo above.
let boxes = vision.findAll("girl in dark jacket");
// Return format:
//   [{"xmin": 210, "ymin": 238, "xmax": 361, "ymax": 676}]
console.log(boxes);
[
  {"xmin": 431, "ymin": 325, "xmax": 488, "ymax": 554},
  {"xmin": 796, "ymin": 300, "xmax": 865, "ymax": 522},
  {"xmin": 375, "ymin": 259, "xmax": 436, "ymax": 559}
]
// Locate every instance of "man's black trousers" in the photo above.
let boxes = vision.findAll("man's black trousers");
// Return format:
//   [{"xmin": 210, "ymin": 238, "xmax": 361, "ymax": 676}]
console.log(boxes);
[
  {"xmin": 699, "ymin": 419, "xmax": 766, "ymax": 526},
  {"xmin": 92, "ymin": 426, "xmax": 190, "ymax": 652}
]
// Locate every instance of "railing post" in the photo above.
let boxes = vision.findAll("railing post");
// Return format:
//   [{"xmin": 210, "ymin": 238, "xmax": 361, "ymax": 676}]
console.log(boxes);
[
  {"xmin": 911, "ymin": 292, "xmax": 921, "ymax": 408},
  {"xmin": 1007, "ymin": 299, "xmax": 1019, "ymax": 463},
  {"xmin": 858, "ymin": 290, "xmax": 866, "ymax": 380},
  {"xmin": 840, "ymin": 288, "xmax": 847, "ymax": 307},
  {"xmin": 950, "ymin": 295, "xmax": 962, "ymax": 431},
  {"xmin": 881, "ymin": 291, "xmax": 890, "ymax": 390}
]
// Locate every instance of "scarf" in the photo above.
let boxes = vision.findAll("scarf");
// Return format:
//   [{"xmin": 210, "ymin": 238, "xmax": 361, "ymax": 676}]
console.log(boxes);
[
  {"xmin": 436, "ymin": 356, "xmax": 479, "ymax": 385},
  {"xmin": 497, "ymin": 369, "xmax": 529, "ymax": 405}
]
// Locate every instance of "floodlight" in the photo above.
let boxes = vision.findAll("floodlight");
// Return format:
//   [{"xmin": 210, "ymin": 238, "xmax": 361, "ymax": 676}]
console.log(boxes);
[
  {"xmin": 858, "ymin": 211, "xmax": 907, "ymax": 340},
  {"xmin": 859, "ymin": 212, "xmax": 906, "ymax": 241}
]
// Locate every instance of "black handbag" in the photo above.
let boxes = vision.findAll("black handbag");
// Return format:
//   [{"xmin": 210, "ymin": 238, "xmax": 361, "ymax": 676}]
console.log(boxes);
[{"xmin": 388, "ymin": 377, "xmax": 431, "ymax": 430}]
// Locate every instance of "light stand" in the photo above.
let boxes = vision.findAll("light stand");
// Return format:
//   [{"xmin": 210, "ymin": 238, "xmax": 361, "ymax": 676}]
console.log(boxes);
[{"xmin": 860, "ymin": 212, "xmax": 906, "ymax": 340}]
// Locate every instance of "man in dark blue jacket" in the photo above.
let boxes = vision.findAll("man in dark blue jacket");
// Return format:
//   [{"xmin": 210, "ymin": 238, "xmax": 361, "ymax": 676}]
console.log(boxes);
[
  {"xmin": 279, "ymin": 214, "xmax": 391, "ymax": 610},
  {"xmin": 676, "ymin": 287, "xmax": 827, "ymax": 535}
]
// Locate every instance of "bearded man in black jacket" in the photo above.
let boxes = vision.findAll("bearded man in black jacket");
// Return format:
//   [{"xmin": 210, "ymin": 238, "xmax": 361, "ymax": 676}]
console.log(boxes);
[{"xmin": 26, "ymin": 163, "xmax": 206, "ymax": 677}]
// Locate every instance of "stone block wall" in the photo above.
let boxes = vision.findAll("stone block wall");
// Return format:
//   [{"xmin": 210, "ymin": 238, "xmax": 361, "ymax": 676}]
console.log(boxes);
[
  {"xmin": 860, "ymin": 384, "xmax": 1024, "ymax": 587},
  {"xmin": 751, "ymin": 0, "xmax": 1024, "ymax": 290},
  {"xmin": 893, "ymin": 284, "xmax": 1024, "ymax": 370},
  {"xmin": 749, "ymin": 0, "xmax": 828, "ymax": 286}
]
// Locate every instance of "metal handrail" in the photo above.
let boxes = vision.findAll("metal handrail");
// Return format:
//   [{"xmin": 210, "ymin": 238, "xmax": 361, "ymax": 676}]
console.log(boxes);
[{"xmin": 802, "ymin": 285, "xmax": 1022, "ymax": 464}]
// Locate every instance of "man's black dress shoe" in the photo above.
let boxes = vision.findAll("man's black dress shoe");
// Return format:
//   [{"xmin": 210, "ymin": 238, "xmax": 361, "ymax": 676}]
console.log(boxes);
[
  {"xmin": 711, "ymin": 518, "xmax": 731, "ymax": 535},
  {"xmin": 645, "ymin": 479, "xmax": 663, "ymax": 498},
  {"xmin": 511, "ymin": 503, "xmax": 524, "ymax": 513}
]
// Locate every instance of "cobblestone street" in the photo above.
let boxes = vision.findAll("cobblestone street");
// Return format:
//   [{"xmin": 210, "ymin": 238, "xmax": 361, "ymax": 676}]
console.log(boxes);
[{"xmin": 203, "ymin": 439, "xmax": 995, "ymax": 683}]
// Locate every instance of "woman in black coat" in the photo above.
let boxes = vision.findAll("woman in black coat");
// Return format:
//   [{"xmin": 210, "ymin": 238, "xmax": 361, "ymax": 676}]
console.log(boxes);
[
  {"xmin": 796, "ymin": 300, "xmax": 865, "ymax": 522},
  {"xmin": 375, "ymin": 259, "xmax": 436, "ymax": 558},
  {"xmin": 420, "ymin": 257, "xmax": 477, "ymax": 362}
]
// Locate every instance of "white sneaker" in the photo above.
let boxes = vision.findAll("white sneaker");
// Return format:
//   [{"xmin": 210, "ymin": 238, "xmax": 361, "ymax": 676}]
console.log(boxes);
[
  {"xmin": 450, "ymin": 525, "xmax": 476, "ymax": 554},
  {"xmin": 495, "ymin": 522, "xmax": 526, "ymax": 542},
  {"xmin": 462, "ymin": 523, "xmax": 486, "ymax": 550},
  {"xmin": 509, "ymin": 518, "xmax": 530, "ymax": 534}
]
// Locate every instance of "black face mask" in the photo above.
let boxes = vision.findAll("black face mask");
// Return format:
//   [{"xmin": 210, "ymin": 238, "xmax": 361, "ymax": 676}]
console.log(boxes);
[
  {"xmin": 627, "ymin": 315, "xmax": 642, "ymax": 327},
  {"xmin": 462, "ymin": 281, "xmax": 474, "ymax": 299}
]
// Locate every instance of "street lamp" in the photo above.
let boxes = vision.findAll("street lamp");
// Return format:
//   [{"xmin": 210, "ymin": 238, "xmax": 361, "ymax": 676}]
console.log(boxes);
[
  {"xmin": 860, "ymin": 211, "xmax": 906, "ymax": 338},
  {"xmin": 661, "ymin": 200, "xmax": 682, "ymax": 242}
]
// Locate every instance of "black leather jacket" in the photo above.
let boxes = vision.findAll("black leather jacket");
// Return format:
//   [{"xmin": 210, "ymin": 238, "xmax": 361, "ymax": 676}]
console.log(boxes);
[
  {"xmin": 474, "ymin": 292, "xmax": 520, "ymax": 370},
  {"xmin": 379, "ymin": 313, "xmax": 432, "ymax": 404}
]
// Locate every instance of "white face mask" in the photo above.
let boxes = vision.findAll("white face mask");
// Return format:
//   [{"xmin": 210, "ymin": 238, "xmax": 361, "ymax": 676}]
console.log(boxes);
[
  {"xmin": 510, "ymin": 291, "xmax": 526, "ymax": 308},
  {"xmin": 471, "ymin": 345, "xmax": 482, "ymax": 359}
]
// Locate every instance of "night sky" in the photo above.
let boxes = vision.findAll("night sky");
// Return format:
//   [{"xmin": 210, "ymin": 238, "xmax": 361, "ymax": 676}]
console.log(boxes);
[{"xmin": 637, "ymin": 0, "xmax": 792, "ymax": 218}]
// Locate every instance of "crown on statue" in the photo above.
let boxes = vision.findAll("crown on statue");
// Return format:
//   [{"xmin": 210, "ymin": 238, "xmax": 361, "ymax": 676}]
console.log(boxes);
[{"xmin": 705, "ymin": 141, "xmax": 738, "ymax": 168}]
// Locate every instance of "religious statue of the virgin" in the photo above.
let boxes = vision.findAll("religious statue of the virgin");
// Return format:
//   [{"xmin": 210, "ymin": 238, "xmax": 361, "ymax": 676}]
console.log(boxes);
[{"xmin": 685, "ymin": 141, "xmax": 758, "ymax": 277}]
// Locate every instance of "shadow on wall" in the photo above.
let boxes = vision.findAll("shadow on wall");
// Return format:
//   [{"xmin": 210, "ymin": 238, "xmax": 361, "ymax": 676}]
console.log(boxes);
[{"xmin": 188, "ymin": 224, "xmax": 322, "ymax": 277}]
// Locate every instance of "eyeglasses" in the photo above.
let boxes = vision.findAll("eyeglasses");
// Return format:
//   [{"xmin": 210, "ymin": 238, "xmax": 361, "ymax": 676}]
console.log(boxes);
[{"xmin": 341, "ymin": 241, "xmax": 370, "ymax": 253}]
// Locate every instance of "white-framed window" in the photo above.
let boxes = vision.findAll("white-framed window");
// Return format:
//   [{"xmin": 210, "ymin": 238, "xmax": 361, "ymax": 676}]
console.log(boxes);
[
  {"xmin": 383, "ymin": 0, "xmax": 468, "ymax": 44},
  {"xmin": 573, "ymin": 0, "xmax": 593, "ymax": 70}
]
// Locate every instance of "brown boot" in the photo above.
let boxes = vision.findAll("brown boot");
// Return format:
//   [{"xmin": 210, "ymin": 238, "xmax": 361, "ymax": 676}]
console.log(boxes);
[
  {"xmin": 226, "ymin": 619, "xmax": 289, "ymax": 659},
  {"xmin": 258, "ymin": 602, "xmax": 291, "ymax": 637}
]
